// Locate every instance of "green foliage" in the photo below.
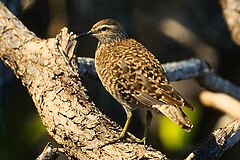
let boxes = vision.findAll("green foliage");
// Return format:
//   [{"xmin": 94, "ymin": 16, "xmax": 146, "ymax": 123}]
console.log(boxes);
[{"xmin": 24, "ymin": 114, "xmax": 47, "ymax": 143}]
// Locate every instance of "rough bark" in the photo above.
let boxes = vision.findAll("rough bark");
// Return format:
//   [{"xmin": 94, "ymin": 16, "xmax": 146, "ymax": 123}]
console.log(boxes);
[
  {"xmin": 36, "ymin": 120, "xmax": 240, "ymax": 160},
  {"xmin": 1, "ymin": 2, "xmax": 240, "ymax": 160},
  {"xmin": 0, "ymin": 2, "xmax": 167, "ymax": 160},
  {"xmin": 186, "ymin": 120, "xmax": 240, "ymax": 160}
]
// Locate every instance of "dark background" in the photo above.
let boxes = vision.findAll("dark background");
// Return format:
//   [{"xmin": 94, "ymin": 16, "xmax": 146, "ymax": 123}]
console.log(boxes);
[{"xmin": 0, "ymin": 0, "xmax": 240, "ymax": 159}]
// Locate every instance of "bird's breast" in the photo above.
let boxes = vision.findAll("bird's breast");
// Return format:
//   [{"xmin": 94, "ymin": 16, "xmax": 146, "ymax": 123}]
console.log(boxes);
[{"xmin": 95, "ymin": 43, "xmax": 120, "ymax": 95}]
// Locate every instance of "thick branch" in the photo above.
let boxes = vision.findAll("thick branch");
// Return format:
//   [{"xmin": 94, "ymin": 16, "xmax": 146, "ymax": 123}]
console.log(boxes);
[
  {"xmin": 77, "ymin": 57, "xmax": 240, "ymax": 100},
  {"xmin": 0, "ymin": 2, "xmax": 166, "ymax": 159},
  {"xmin": 1, "ymin": 2, "xmax": 240, "ymax": 160},
  {"xmin": 186, "ymin": 120, "xmax": 240, "ymax": 160}
]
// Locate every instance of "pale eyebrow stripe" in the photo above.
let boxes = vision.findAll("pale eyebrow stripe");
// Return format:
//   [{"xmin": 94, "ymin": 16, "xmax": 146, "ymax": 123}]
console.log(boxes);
[{"xmin": 99, "ymin": 24, "xmax": 114, "ymax": 29}]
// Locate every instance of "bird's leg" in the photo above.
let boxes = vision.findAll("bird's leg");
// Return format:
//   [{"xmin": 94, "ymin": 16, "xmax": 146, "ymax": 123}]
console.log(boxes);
[
  {"xmin": 120, "ymin": 111, "xmax": 132, "ymax": 139},
  {"xmin": 126, "ymin": 110, "xmax": 153, "ymax": 144},
  {"xmin": 141, "ymin": 110, "xmax": 153, "ymax": 144},
  {"xmin": 124, "ymin": 111, "xmax": 146, "ymax": 142},
  {"xmin": 99, "ymin": 111, "xmax": 134, "ymax": 147},
  {"xmin": 100, "ymin": 111, "xmax": 150, "ymax": 148}
]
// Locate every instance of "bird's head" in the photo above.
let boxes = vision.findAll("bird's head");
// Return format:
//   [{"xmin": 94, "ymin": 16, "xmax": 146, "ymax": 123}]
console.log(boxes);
[{"xmin": 78, "ymin": 19, "xmax": 128, "ymax": 43}]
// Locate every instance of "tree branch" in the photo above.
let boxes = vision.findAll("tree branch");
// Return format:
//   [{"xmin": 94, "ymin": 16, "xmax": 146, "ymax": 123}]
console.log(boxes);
[
  {"xmin": 220, "ymin": 0, "xmax": 240, "ymax": 46},
  {"xmin": 1, "ymin": 2, "xmax": 240, "ymax": 159},
  {"xmin": 77, "ymin": 57, "xmax": 240, "ymax": 100},
  {"xmin": 36, "ymin": 142, "xmax": 59, "ymax": 160},
  {"xmin": 0, "ymin": 2, "xmax": 167, "ymax": 159},
  {"xmin": 186, "ymin": 120, "xmax": 240, "ymax": 160},
  {"xmin": 200, "ymin": 91, "xmax": 240, "ymax": 119}
]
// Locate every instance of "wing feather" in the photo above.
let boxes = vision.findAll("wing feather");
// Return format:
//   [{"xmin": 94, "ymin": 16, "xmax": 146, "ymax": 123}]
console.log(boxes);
[{"xmin": 110, "ymin": 39, "xmax": 193, "ymax": 130}]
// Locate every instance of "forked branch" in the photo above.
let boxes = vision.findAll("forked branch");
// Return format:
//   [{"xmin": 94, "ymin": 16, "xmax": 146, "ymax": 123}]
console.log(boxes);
[{"xmin": 0, "ymin": 2, "xmax": 240, "ymax": 160}]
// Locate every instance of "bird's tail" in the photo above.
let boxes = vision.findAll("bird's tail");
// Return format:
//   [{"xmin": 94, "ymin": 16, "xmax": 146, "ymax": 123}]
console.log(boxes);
[{"xmin": 152, "ymin": 104, "xmax": 193, "ymax": 131}]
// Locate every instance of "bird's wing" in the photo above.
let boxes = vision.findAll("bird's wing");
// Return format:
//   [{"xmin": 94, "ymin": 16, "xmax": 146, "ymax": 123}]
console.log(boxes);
[
  {"xmin": 132, "ymin": 73, "xmax": 193, "ymax": 131},
  {"xmin": 156, "ymin": 82, "xmax": 194, "ymax": 111},
  {"xmin": 107, "ymin": 38, "xmax": 194, "ymax": 130},
  {"xmin": 130, "ymin": 63, "xmax": 194, "ymax": 110},
  {"xmin": 118, "ymin": 39, "xmax": 193, "ymax": 110}
]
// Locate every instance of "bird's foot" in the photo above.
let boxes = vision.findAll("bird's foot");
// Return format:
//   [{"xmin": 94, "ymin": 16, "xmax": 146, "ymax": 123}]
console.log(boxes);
[
  {"xmin": 98, "ymin": 135, "xmax": 125, "ymax": 148},
  {"xmin": 126, "ymin": 132, "xmax": 146, "ymax": 145},
  {"xmin": 99, "ymin": 132, "xmax": 146, "ymax": 148}
]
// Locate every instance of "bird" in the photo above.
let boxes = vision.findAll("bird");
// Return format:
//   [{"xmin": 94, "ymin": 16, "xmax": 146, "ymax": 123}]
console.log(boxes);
[{"xmin": 78, "ymin": 19, "xmax": 193, "ymax": 144}]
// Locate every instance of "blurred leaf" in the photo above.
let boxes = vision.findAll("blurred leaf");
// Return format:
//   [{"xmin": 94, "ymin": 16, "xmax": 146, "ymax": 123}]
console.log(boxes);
[{"xmin": 24, "ymin": 114, "xmax": 47, "ymax": 143}]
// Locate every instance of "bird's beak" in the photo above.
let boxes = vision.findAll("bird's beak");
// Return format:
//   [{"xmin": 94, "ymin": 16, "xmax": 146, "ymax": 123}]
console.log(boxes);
[{"xmin": 76, "ymin": 30, "xmax": 92, "ymax": 40}]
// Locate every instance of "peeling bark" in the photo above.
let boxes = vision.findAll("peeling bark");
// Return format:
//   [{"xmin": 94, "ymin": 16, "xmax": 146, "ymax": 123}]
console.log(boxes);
[
  {"xmin": 1, "ymin": 2, "xmax": 240, "ymax": 160},
  {"xmin": 0, "ymin": 2, "xmax": 167, "ymax": 160}
]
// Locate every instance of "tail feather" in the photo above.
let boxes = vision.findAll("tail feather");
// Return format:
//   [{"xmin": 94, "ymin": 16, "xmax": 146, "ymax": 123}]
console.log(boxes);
[
  {"xmin": 184, "ymin": 100, "xmax": 194, "ymax": 111},
  {"xmin": 152, "ymin": 104, "xmax": 193, "ymax": 131}
]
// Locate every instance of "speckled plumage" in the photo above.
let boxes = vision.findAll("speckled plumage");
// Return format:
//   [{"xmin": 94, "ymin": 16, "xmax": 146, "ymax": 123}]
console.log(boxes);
[{"xmin": 81, "ymin": 19, "xmax": 193, "ymax": 142}]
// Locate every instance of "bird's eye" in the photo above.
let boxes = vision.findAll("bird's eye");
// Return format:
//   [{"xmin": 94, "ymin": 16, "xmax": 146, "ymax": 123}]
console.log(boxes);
[{"xmin": 101, "ymin": 27, "xmax": 108, "ymax": 31}]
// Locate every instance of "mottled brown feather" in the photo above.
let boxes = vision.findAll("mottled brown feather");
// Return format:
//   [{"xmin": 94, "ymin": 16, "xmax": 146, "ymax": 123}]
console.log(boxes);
[{"xmin": 90, "ymin": 19, "xmax": 193, "ymax": 131}]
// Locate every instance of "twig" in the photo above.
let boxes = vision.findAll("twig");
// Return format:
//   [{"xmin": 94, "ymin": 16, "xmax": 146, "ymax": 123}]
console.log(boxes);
[
  {"xmin": 220, "ymin": 0, "xmax": 240, "ymax": 45},
  {"xmin": 200, "ymin": 91, "xmax": 240, "ymax": 119},
  {"xmin": 36, "ymin": 142, "xmax": 58, "ymax": 160},
  {"xmin": 1, "ymin": 1, "xmax": 240, "ymax": 159},
  {"xmin": 186, "ymin": 120, "xmax": 240, "ymax": 160},
  {"xmin": 77, "ymin": 57, "xmax": 240, "ymax": 100}
]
